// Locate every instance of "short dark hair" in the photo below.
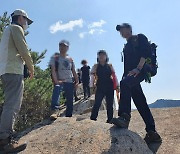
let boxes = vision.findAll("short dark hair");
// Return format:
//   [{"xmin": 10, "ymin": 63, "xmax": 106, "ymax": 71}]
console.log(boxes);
[
  {"xmin": 116, "ymin": 23, "xmax": 132, "ymax": 31},
  {"xmin": 11, "ymin": 15, "xmax": 20, "ymax": 23},
  {"xmin": 81, "ymin": 60, "xmax": 87, "ymax": 65}
]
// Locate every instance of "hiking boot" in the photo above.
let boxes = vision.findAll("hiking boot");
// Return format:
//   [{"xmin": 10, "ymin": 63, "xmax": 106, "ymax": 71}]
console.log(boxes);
[
  {"xmin": 75, "ymin": 97, "xmax": 80, "ymax": 102},
  {"xmin": 111, "ymin": 113, "xmax": 130, "ymax": 128},
  {"xmin": 106, "ymin": 119, "xmax": 113, "ymax": 124},
  {"xmin": 0, "ymin": 137, "xmax": 27, "ymax": 153},
  {"xmin": 144, "ymin": 131, "xmax": 162, "ymax": 144},
  {"xmin": 50, "ymin": 109, "xmax": 60, "ymax": 120}
]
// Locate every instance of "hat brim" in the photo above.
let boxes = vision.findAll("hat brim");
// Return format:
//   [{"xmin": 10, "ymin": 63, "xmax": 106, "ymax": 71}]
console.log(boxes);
[
  {"xmin": 60, "ymin": 43, "xmax": 69, "ymax": 47},
  {"xmin": 27, "ymin": 18, "xmax": 33, "ymax": 25}
]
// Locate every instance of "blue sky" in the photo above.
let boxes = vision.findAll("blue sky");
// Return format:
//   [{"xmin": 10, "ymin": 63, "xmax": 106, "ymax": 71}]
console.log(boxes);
[{"xmin": 1, "ymin": 0, "xmax": 180, "ymax": 106}]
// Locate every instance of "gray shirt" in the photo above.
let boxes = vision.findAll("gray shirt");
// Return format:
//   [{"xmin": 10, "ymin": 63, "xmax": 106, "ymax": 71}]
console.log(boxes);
[{"xmin": 49, "ymin": 55, "xmax": 75, "ymax": 83}]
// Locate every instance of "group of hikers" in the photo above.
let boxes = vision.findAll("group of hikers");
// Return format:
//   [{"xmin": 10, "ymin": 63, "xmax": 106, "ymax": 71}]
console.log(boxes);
[{"xmin": 0, "ymin": 9, "xmax": 162, "ymax": 153}]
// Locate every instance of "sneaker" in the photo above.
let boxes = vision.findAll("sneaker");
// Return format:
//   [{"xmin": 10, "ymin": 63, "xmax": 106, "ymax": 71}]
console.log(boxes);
[
  {"xmin": 50, "ymin": 109, "xmax": 60, "ymax": 121},
  {"xmin": 111, "ymin": 113, "xmax": 130, "ymax": 128},
  {"xmin": 0, "ymin": 137, "xmax": 27, "ymax": 153},
  {"xmin": 144, "ymin": 131, "xmax": 162, "ymax": 144}
]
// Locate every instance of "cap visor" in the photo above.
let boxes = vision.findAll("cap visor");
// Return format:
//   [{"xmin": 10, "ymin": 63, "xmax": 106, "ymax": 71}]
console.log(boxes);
[
  {"xmin": 27, "ymin": 18, "xmax": 33, "ymax": 25},
  {"xmin": 60, "ymin": 43, "xmax": 69, "ymax": 46}
]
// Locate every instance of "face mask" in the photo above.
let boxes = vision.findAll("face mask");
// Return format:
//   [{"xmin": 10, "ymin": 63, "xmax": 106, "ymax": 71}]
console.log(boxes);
[{"xmin": 23, "ymin": 21, "xmax": 29, "ymax": 30}]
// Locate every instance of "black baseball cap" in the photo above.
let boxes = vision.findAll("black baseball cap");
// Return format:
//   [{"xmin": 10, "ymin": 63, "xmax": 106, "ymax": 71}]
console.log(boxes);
[
  {"xmin": 59, "ymin": 40, "xmax": 70, "ymax": 47},
  {"xmin": 116, "ymin": 23, "xmax": 132, "ymax": 31},
  {"xmin": 98, "ymin": 49, "xmax": 107, "ymax": 55}
]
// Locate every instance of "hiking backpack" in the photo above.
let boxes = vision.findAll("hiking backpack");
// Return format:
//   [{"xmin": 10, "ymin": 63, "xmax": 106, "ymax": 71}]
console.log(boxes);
[
  {"xmin": 145, "ymin": 42, "xmax": 158, "ymax": 75},
  {"xmin": 122, "ymin": 34, "xmax": 158, "ymax": 83}
]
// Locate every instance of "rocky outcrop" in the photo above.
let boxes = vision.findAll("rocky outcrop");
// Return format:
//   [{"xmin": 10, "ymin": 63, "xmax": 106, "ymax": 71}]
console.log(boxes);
[
  {"xmin": 19, "ymin": 117, "xmax": 152, "ymax": 154},
  {"xmin": 59, "ymin": 94, "xmax": 106, "ymax": 116}
]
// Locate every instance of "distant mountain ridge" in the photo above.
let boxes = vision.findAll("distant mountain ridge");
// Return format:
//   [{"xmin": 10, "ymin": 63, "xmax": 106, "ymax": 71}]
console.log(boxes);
[{"xmin": 149, "ymin": 99, "xmax": 180, "ymax": 108}]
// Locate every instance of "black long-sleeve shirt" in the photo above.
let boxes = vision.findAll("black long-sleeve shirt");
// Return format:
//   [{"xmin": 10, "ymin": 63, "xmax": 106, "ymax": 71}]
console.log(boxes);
[{"xmin": 123, "ymin": 34, "xmax": 149, "ymax": 76}]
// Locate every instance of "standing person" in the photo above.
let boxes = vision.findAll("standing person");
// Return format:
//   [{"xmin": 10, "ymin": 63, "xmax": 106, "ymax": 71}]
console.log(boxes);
[
  {"xmin": 73, "ymin": 76, "xmax": 80, "ymax": 102},
  {"xmin": 81, "ymin": 60, "xmax": 91, "ymax": 99},
  {"xmin": 90, "ymin": 50, "xmax": 118, "ymax": 123},
  {"xmin": 0, "ymin": 9, "xmax": 34, "ymax": 153},
  {"xmin": 50, "ymin": 40, "xmax": 78, "ymax": 120},
  {"xmin": 73, "ymin": 69, "xmax": 81, "ymax": 101},
  {"xmin": 77, "ymin": 68, "xmax": 82, "ymax": 84},
  {"xmin": 111, "ymin": 23, "xmax": 162, "ymax": 144}
]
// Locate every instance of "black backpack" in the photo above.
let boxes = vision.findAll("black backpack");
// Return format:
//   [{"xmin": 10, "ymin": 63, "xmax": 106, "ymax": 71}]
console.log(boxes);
[
  {"xmin": 49, "ymin": 54, "xmax": 60, "ymax": 84},
  {"xmin": 125, "ymin": 34, "xmax": 158, "ymax": 83},
  {"xmin": 144, "ymin": 42, "xmax": 158, "ymax": 78}
]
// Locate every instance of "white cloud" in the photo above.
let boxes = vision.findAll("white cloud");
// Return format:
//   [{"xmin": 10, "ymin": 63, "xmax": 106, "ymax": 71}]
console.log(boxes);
[
  {"xmin": 89, "ymin": 29, "xmax": 96, "ymax": 35},
  {"xmin": 88, "ymin": 20, "xmax": 106, "ymax": 29},
  {"xmin": 89, "ymin": 29, "xmax": 105, "ymax": 35},
  {"xmin": 79, "ymin": 32, "xmax": 87, "ymax": 39},
  {"xmin": 49, "ymin": 18, "xmax": 83, "ymax": 34},
  {"xmin": 79, "ymin": 29, "xmax": 106, "ymax": 39}
]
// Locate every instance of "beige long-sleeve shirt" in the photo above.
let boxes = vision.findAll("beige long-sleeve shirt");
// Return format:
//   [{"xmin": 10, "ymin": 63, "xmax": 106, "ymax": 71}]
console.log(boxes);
[{"xmin": 0, "ymin": 24, "xmax": 34, "ymax": 76}]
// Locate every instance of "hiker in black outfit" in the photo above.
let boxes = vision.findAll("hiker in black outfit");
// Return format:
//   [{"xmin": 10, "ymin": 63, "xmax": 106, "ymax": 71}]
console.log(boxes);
[
  {"xmin": 111, "ymin": 23, "xmax": 162, "ymax": 144},
  {"xmin": 81, "ymin": 60, "xmax": 91, "ymax": 99},
  {"xmin": 90, "ymin": 50, "xmax": 118, "ymax": 123}
]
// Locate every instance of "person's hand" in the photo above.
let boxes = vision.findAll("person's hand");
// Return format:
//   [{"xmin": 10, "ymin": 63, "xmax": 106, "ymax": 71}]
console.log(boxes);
[
  {"xmin": 116, "ymin": 86, "xmax": 120, "ymax": 93},
  {"xmin": 128, "ymin": 68, "xmax": 140, "ymax": 77},
  {"xmin": 58, "ymin": 80, "xmax": 64, "ymax": 85}
]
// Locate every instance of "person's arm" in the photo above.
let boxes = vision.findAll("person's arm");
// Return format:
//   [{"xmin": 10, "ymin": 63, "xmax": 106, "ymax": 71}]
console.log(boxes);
[
  {"xmin": 137, "ymin": 57, "xmax": 146, "ymax": 70},
  {"xmin": 110, "ymin": 64, "xmax": 119, "ymax": 89},
  {"xmin": 72, "ymin": 68, "xmax": 78, "ymax": 84},
  {"xmin": 90, "ymin": 64, "xmax": 97, "ymax": 87},
  {"xmin": 128, "ymin": 34, "xmax": 148, "ymax": 77},
  {"xmin": 11, "ymin": 25, "xmax": 34, "ymax": 78},
  {"xmin": 128, "ymin": 57, "xmax": 146, "ymax": 77},
  {"xmin": 71, "ymin": 61, "xmax": 78, "ymax": 86},
  {"xmin": 88, "ymin": 66, "xmax": 91, "ymax": 75},
  {"xmin": 51, "ymin": 65, "xmax": 59, "ymax": 85}
]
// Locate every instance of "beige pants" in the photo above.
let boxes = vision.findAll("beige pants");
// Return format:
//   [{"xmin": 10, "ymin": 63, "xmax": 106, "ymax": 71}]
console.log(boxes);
[{"xmin": 0, "ymin": 74, "xmax": 24, "ymax": 139}]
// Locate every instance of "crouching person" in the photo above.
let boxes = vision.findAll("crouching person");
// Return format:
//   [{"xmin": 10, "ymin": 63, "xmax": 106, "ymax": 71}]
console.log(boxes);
[
  {"xmin": 90, "ymin": 50, "xmax": 118, "ymax": 123},
  {"xmin": 50, "ymin": 40, "xmax": 78, "ymax": 120}
]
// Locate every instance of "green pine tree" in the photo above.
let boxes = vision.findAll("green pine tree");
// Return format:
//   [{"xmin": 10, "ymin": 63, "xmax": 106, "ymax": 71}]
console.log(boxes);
[{"xmin": 0, "ymin": 12, "xmax": 65, "ymax": 131}]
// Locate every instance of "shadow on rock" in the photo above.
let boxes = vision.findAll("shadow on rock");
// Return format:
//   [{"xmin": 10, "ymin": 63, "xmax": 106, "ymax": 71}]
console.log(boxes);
[{"xmin": 102, "ymin": 125, "xmax": 153, "ymax": 154}]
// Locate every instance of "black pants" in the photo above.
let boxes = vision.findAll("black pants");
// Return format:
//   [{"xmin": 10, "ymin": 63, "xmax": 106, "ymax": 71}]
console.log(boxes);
[
  {"xmin": 82, "ymin": 82, "xmax": 90, "ymax": 98},
  {"xmin": 118, "ymin": 74, "xmax": 156, "ymax": 132},
  {"xmin": 91, "ymin": 88, "xmax": 114, "ymax": 122}
]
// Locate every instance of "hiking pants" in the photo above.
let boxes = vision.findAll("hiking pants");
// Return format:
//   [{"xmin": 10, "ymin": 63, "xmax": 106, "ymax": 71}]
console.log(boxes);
[
  {"xmin": 0, "ymin": 74, "xmax": 24, "ymax": 139},
  {"xmin": 118, "ymin": 74, "xmax": 156, "ymax": 132},
  {"xmin": 82, "ymin": 81, "xmax": 90, "ymax": 98},
  {"xmin": 51, "ymin": 82, "xmax": 74, "ymax": 117},
  {"xmin": 91, "ymin": 88, "xmax": 114, "ymax": 122}
]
